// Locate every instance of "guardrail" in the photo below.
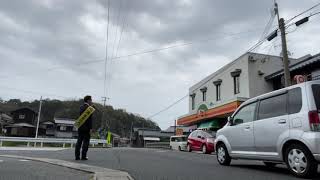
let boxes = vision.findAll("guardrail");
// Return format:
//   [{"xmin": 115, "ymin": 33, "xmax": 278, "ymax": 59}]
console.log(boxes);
[
  {"xmin": 0, "ymin": 136, "xmax": 112, "ymax": 148},
  {"xmin": 145, "ymin": 142, "xmax": 170, "ymax": 149}
]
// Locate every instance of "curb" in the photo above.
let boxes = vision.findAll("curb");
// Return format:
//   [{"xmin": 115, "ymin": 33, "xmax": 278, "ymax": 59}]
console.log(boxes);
[{"xmin": 0, "ymin": 155, "xmax": 134, "ymax": 180}]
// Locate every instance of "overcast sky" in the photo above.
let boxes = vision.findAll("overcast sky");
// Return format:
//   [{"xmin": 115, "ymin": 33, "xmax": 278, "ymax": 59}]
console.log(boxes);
[{"xmin": 0, "ymin": 0, "xmax": 320, "ymax": 129}]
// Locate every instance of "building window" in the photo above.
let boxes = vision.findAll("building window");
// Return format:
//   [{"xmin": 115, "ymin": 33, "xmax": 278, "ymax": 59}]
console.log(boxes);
[
  {"xmin": 231, "ymin": 69, "xmax": 241, "ymax": 95},
  {"xmin": 202, "ymin": 91, "xmax": 206, "ymax": 101},
  {"xmin": 190, "ymin": 93, "xmax": 196, "ymax": 110},
  {"xmin": 234, "ymin": 76, "xmax": 240, "ymax": 94},
  {"xmin": 60, "ymin": 126, "xmax": 66, "ymax": 131},
  {"xmin": 200, "ymin": 87, "xmax": 207, "ymax": 102},
  {"xmin": 216, "ymin": 84, "xmax": 221, "ymax": 101},
  {"xmin": 19, "ymin": 114, "xmax": 25, "ymax": 119},
  {"xmin": 213, "ymin": 79, "xmax": 222, "ymax": 101}
]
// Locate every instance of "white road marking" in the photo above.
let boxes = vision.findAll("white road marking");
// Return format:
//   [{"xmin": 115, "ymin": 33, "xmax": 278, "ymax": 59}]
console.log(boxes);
[
  {"xmin": 0, "ymin": 159, "xmax": 3, "ymax": 162},
  {"xmin": 0, "ymin": 147, "xmax": 68, "ymax": 151},
  {"xmin": 155, "ymin": 150, "xmax": 168, "ymax": 153},
  {"xmin": 18, "ymin": 159, "xmax": 30, "ymax": 162}
]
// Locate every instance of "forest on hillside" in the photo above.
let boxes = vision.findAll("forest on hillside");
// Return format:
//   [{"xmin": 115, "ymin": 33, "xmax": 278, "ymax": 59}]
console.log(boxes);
[{"xmin": 0, "ymin": 98, "xmax": 160, "ymax": 137}]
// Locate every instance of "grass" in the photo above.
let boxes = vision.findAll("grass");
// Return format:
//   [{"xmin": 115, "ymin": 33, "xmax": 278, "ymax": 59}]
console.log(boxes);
[{"xmin": 2, "ymin": 141, "xmax": 28, "ymax": 147}]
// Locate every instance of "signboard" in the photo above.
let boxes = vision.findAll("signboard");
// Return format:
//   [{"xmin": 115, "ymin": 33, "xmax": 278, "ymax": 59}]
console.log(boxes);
[
  {"xmin": 176, "ymin": 128, "xmax": 183, "ymax": 135},
  {"xmin": 294, "ymin": 75, "xmax": 305, "ymax": 84},
  {"xmin": 74, "ymin": 106, "xmax": 95, "ymax": 128}
]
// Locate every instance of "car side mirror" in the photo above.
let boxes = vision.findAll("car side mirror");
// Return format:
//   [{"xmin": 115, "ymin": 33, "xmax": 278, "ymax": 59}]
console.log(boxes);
[
  {"xmin": 228, "ymin": 116, "xmax": 233, "ymax": 125},
  {"xmin": 197, "ymin": 135, "xmax": 202, "ymax": 139},
  {"xmin": 234, "ymin": 118, "xmax": 243, "ymax": 125},
  {"xmin": 201, "ymin": 137, "xmax": 205, "ymax": 140}
]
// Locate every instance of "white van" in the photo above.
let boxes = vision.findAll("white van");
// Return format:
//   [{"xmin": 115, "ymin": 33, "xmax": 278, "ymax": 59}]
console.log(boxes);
[{"xmin": 170, "ymin": 135, "xmax": 187, "ymax": 151}]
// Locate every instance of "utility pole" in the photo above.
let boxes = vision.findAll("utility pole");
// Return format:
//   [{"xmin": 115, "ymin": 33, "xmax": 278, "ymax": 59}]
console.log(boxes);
[
  {"xmin": 129, "ymin": 121, "xmax": 133, "ymax": 146},
  {"xmin": 174, "ymin": 119, "xmax": 176, "ymax": 135},
  {"xmin": 35, "ymin": 96, "xmax": 42, "ymax": 139},
  {"xmin": 274, "ymin": 1, "xmax": 291, "ymax": 87},
  {"xmin": 101, "ymin": 97, "xmax": 107, "ymax": 129}
]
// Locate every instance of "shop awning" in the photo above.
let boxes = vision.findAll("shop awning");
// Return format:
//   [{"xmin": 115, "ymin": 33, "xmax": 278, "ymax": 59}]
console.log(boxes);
[
  {"xmin": 198, "ymin": 120, "xmax": 220, "ymax": 129},
  {"xmin": 177, "ymin": 100, "xmax": 244, "ymax": 126}
]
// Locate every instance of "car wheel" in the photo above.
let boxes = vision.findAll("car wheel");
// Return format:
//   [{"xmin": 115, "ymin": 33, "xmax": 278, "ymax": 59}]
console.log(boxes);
[
  {"xmin": 285, "ymin": 144, "xmax": 318, "ymax": 178},
  {"xmin": 216, "ymin": 143, "xmax": 231, "ymax": 166},
  {"xmin": 187, "ymin": 144, "xmax": 192, "ymax": 152},
  {"xmin": 263, "ymin": 162, "xmax": 277, "ymax": 167},
  {"xmin": 202, "ymin": 145, "xmax": 207, "ymax": 154},
  {"xmin": 178, "ymin": 146, "xmax": 182, "ymax": 151}
]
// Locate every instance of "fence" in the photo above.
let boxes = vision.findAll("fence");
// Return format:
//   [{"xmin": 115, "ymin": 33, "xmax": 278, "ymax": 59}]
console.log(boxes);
[
  {"xmin": 145, "ymin": 142, "xmax": 170, "ymax": 149},
  {"xmin": 0, "ymin": 136, "xmax": 112, "ymax": 148}
]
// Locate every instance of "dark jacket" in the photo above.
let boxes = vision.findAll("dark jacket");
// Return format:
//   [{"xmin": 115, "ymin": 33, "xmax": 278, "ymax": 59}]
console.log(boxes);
[{"xmin": 78, "ymin": 103, "xmax": 93, "ymax": 132}]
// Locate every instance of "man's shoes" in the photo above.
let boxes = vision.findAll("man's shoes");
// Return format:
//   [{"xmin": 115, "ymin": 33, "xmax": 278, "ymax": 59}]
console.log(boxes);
[
  {"xmin": 81, "ymin": 157, "xmax": 88, "ymax": 160},
  {"xmin": 75, "ymin": 157, "xmax": 80, "ymax": 160}
]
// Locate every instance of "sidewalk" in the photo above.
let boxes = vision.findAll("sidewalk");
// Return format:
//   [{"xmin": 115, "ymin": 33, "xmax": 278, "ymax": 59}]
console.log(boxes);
[{"xmin": 0, "ymin": 157, "xmax": 92, "ymax": 180}]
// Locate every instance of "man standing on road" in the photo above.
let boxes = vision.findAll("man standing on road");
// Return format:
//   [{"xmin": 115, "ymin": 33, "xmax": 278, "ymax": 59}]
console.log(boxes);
[{"xmin": 75, "ymin": 95, "xmax": 94, "ymax": 160}]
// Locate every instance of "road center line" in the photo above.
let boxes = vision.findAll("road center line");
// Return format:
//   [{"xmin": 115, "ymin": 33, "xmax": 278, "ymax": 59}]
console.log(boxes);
[{"xmin": 19, "ymin": 159, "xmax": 30, "ymax": 162}]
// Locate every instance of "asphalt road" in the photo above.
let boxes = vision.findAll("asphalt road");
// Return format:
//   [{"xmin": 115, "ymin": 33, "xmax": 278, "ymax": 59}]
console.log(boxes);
[
  {"xmin": 0, "ymin": 157, "xmax": 92, "ymax": 180},
  {"xmin": 1, "ymin": 148, "xmax": 320, "ymax": 180}
]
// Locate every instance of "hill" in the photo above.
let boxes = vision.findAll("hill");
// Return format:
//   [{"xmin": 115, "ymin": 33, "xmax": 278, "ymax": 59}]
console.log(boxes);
[{"xmin": 0, "ymin": 98, "xmax": 160, "ymax": 137}]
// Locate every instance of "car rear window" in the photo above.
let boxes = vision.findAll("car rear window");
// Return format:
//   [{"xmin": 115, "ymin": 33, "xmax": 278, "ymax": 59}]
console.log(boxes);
[
  {"xmin": 177, "ymin": 137, "xmax": 187, "ymax": 141},
  {"xmin": 288, "ymin": 87, "xmax": 302, "ymax": 114},
  {"xmin": 312, "ymin": 84, "xmax": 320, "ymax": 110},
  {"xmin": 258, "ymin": 93, "xmax": 287, "ymax": 120}
]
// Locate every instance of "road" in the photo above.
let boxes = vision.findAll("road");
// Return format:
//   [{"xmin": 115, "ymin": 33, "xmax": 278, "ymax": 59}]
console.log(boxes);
[
  {"xmin": 1, "ymin": 148, "xmax": 320, "ymax": 180},
  {"xmin": 0, "ymin": 156, "xmax": 92, "ymax": 180}
]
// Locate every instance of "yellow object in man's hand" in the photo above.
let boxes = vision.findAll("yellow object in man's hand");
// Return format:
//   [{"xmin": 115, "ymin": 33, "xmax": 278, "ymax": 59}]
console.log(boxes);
[{"xmin": 74, "ymin": 106, "xmax": 95, "ymax": 128}]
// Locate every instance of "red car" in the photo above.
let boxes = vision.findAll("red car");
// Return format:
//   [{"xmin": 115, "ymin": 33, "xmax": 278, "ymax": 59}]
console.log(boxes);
[{"xmin": 187, "ymin": 130, "xmax": 215, "ymax": 154}]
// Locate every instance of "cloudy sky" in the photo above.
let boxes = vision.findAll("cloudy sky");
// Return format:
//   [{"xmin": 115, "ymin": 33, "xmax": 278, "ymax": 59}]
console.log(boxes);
[{"xmin": 0, "ymin": 0, "xmax": 320, "ymax": 129}]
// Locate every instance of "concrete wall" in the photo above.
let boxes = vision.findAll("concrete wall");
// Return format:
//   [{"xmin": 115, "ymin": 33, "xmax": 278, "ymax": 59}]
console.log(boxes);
[
  {"xmin": 187, "ymin": 52, "xmax": 287, "ymax": 115},
  {"xmin": 248, "ymin": 54, "xmax": 283, "ymax": 98},
  {"xmin": 188, "ymin": 53, "xmax": 250, "ymax": 114}
]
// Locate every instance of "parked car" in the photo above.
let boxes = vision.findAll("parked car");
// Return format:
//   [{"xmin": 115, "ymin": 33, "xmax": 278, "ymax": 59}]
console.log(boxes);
[
  {"xmin": 170, "ymin": 135, "xmax": 187, "ymax": 151},
  {"xmin": 187, "ymin": 130, "xmax": 215, "ymax": 154},
  {"xmin": 215, "ymin": 80, "xmax": 320, "ymax": 178}
]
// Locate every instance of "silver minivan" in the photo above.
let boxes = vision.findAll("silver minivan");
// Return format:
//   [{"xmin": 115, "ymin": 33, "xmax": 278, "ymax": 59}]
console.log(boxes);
[{"xmin": 215, "ymin": 80, "xmax": 320, "ymax": 178}]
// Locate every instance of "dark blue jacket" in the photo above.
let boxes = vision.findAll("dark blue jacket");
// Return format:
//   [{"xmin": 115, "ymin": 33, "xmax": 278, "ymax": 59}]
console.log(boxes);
[{"xmin": 78, "ymin": 103, "xmax": 93, "ymax": 132}]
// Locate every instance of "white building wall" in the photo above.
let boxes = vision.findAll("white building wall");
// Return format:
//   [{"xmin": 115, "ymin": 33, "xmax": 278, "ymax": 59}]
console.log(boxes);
[
  {"xmin": 248, "ymin": 54, "xmax": 284, "ymax": 98},
  {"xmin": 188, "ymin": 53, "xmax": 250, "ymax": 114},
  {"xmin": 187, "ymin": 52, "xmax": 285, "ymax": 115}
]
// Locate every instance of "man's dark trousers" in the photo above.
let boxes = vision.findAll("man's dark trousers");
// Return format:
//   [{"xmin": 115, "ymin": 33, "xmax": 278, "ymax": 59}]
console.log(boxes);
[{"xmin": 75, "ymin": 130, "xmax": 90, "ymax": 159}]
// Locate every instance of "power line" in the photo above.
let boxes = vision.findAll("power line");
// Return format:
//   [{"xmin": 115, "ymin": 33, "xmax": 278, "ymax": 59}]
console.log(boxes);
[
  {"xmin": 259, "ymin": 9, "xmax": 276, "ymax": 43},
  {"xmin": 0, "ymin": 28, "xmax": 263, "ymax": 80},
  {"xmin": 147, "ymin": 16, "xmax": 281, "ymax": 120},
  {"xmin": 285, "ymin": 2, "xmax": 320, "ymax": 24},
  {"xmin": 111, "ymin": 0, "xmax": 123, "ymax": 59},
  {"xmin": 103, "ymin": 0, "xmax": 110, "ymax": 98},
  {"xmin": 147, "ymin": 95, "xmax": 188, "ymax": 119},
  {"xmin": 286, "ymin": 11, "xmax": 320, "ymax": 28},
  {"xmin": 107, "ymin": 0, "xmax": 125, "ymax": 102},
  {"xmin": 115, "ymin": 0, "xmax": 130, "ymax": 58}
]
